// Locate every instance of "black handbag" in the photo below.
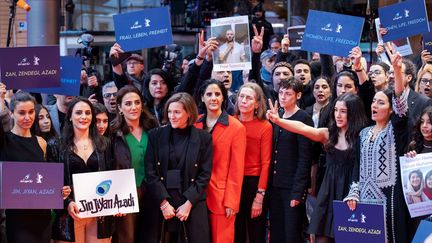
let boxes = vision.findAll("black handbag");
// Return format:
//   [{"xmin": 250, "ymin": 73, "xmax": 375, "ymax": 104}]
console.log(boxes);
[
  {"xmin": 52, "ymin": 151, "xmax": 75, "ymax": 242},
  {"xmin": 159, "ymin": 219, "xmax": 189, "ymax": 243}
]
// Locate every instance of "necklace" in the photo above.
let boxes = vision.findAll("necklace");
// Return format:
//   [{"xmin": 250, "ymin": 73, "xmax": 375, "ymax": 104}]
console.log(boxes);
[{"xmin": 424, "ymin": 144, "xmax": 432, "ymax": 149}]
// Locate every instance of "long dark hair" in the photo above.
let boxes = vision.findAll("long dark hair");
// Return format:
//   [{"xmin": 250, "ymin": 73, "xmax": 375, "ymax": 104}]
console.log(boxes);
[
  {"xmin": 332, "ymin": 70, "xmax": 360, "ymax": 100},
  {"xmin": 198, "ymin": 79, "xmax": 228, "ymax": 113},
  {"xmin": 93, "ymin": 102, "xmax": 111, "ymax": 138},
  {"xmin": 31, "ymin": 104, "xmax": 58, "ymax": 141},
  {"xmin": 142, "ymin": 68, "xmax": 175, "ymax": 108},
  {"xmin": 111, "ymin": 85, "xmax": 158, "ymax": 135},
  {"xmin": 325, "ymin": 93, "xmax": 368, "ymax": 152},
  {"xmin": 61, "ymin": 97, "xmax": 108, "ymax": 152},
  {"xmin": 409, "ymin": 106, "xmax": 432, "ymax": 152}
]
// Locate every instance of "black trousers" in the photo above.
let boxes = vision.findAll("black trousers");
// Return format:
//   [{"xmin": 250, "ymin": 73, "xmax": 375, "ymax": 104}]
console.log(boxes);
[
  {"xmin": 269, "ymin": 187, "xmax": 306, "ymax": 243},
  {"xmin": 234, "ymin": 176, "xmax": 267, "ymax": 243}
]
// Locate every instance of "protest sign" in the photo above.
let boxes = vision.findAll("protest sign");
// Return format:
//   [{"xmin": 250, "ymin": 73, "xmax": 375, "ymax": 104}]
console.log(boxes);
[
  {"xmin": 424, "ymin": 23, "xmax": 432, "ymax": 54},
  {"xmin": 399, "ymin": 152, "xmax": 432, "ymax": 218},
  {"xmin": 378, "ymin": 0, "xmax": 430, "ymax": 42},
  {"xmin": 113, "ymin": 7, "xmax": 173, "ymax": 52},
  {"xmin": 333, "ymin": 201, "xmax": 386, "ymax": 243},
  {"xmin": 211, "ymin": 15, "xmax": 252, "ymax": 71},
  {"xmin": 412, "ymin": 220, "xmax": 432, "ymax": 243},
  {"xmin": 375, "ymin": 18, "xmax": 413, "ymax": 62},
  {"xmin": 287, "ymin": 25, "xmax": 305, "ymax": 50},
  {"xmin": 27, "ymin": 56, "xmax": 81, "ymax": 96},
  {"xmin": 301, "ymin": 10, "xmax": 364, "ymax": 57},
  {"xmin": 0, "ymin": 46, "xmax": 60, "ymax": 89},
  {"xmin": 0, "ymin": 161, "xmax": 63, "ymax": 209},
  {"xmin": 72, "ymin": 169, "xmax": 139, "ymax": 218}
]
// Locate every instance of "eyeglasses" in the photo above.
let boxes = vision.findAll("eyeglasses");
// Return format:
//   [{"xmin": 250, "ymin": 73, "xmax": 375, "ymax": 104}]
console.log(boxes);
[
  {"xmin": 420, "ymin": 78, "xmax": 432, "ymax": 85},
  {"xmin": 103, "ymin": 92, "xmax": 117, "ymax": 98},
  {"xmin": 368, "ymin": 70, "xmax": 382, "ymax": 76}
]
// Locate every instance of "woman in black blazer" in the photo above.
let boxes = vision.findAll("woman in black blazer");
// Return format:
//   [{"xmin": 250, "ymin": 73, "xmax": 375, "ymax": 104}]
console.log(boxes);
[{"xmin": 145, "ymin": 92, "xmax": 213, "ymax": 243}]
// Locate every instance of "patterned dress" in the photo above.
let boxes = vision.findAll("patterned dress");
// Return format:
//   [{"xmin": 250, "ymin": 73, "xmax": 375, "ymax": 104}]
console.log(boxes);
[{"xmin": 345, "ymin": 90, "xmax": 411, "ymax": 242}]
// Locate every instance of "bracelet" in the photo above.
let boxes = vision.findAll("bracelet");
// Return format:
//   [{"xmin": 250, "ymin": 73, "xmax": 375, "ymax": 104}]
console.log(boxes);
[
  {"xmin": 196, "ymin": 55, "xmax": 204, "ymax": 61},
  {"xmin": 160, "ymin": 201, "xmax": 169, "ymax": 211},
  {"xmin": 354, "ymin": 68, "xmax": 364, "ymax": 72}
]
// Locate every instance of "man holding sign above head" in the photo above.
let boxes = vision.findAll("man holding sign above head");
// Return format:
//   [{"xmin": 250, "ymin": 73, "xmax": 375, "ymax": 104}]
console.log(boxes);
[{"xmin": 110, "ymin": 44, "xmax": 145, "ymax": 92}]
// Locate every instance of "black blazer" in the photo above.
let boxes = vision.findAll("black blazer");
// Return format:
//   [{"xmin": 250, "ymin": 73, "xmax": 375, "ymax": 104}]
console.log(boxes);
[
  {"xmin": 144, "ymin": 125, "xmax": 213, "ymax": 243},
  {"xmin": 145, "ymin": 125, "xmax": 213, "ymax": 205}
]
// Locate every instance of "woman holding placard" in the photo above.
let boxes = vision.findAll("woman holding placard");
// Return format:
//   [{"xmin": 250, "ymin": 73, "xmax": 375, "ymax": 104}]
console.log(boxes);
[
  {"xmin": 0, "ymin": 90, "xmax": 69, "ymax": 243},
  {"xmin": 145, "ymin": 92, "xmax": 212, "ymax": 243},
  {"xmin": 344, "ymin": 48, "xmax": 411, "ymax": 243},
  {"xmin": 56, "ymin": 97, "xmax": 114, "ymax": 243}
]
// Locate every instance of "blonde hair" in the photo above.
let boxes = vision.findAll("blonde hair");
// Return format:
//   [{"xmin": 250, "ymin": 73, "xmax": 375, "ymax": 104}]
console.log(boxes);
[
  {"xmin": 234, "ymin": 82, "xmax": 267, "ymax": 120},
  {"xmin": 415, "ymin": 64, "xmax": 432, "ymax": 93}
]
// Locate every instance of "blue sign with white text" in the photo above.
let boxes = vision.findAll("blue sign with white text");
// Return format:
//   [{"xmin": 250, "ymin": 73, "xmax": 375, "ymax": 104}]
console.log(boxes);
[
  {"xmin": 424, "ymin": 22, "xmax": 432, "ymax": 54},
  {"xmin": 301, "ymin": 10, "xmax": 364, "ymax": 57},
  {"xmin": 113, "ymin": 7, "xmax": 173, "ymax": 52},
  {"xmin": 333, "ymin": 201, "xmax": 386, "ymax": 243},
  {"xmin": 379, "ymin": 0, "xmax": 430, "ymax": 42},
  {"xmin": 27, "ymin": 56, "xmax": 81, "ymax": 96}
]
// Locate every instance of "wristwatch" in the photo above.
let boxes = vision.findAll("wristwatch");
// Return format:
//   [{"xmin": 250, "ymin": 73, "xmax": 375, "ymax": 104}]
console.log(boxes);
[{"xmin": 257, "ymin": 189, "xmax": 265, "ymax": 196}]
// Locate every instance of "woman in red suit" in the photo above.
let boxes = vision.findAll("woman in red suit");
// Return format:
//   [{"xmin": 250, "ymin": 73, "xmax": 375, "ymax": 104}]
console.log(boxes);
[
  {"xmin": 234, "ymin": 83, "xmax": 272, "ymax": 243},
  {"xmin": 195, "ymin": 79, "xmax": 247, "ymax": 243}
]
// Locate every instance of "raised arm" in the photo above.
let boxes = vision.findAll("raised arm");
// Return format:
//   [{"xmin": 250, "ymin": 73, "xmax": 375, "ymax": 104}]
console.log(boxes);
[
  {"xmin": 386, "ymin": 42, "xmax": 404, "ymax": 96},
  {"xmin": 266, "ymin": 99, "xmax": 329, "ymax": 144},
  {"xmin": 350, "ymin": 46, "xmax": 368, "ymax": 85}
]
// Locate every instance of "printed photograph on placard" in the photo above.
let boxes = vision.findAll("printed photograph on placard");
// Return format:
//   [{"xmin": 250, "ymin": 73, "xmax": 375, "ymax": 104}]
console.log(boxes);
[
  {"xmin": 400, "ymin": 152, "xmax": 432, "ymax": 218},
  {"xmin": 211, "ymin": 15, "xmax": 252, "ymax": 72}
]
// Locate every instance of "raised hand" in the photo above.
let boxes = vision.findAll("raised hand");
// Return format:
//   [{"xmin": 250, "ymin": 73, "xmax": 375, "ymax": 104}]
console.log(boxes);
[
  {"xmin": 251, "ymin": 25, "xmax": 264, "ymax": 53},
  {"xmin": 266, "ymin": 99, "xmax": 280, "ymax": 124},
  {"xmin": 281, "ymin": 34, "xmax": 290, "ymax": 53},
  {"xmin": 349, "ymin": 46, "xmax": 363, "ymax": 70},
  {"xmin": 421, "ymin": 50, "xmax": 432, "ymax": 65},
  {"xmin": 385, "ymin": 42, "xmax": 402, "ymax": 70},
  {"xmin": 109, "ymin": 43, "xmax": 124, "ymax": 59}
]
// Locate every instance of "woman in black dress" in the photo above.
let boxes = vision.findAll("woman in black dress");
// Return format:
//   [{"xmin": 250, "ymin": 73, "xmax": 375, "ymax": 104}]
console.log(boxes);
[
  {"xmin": 267, "ymin": 93, "xmax": 368, "ymax": 243},
  {"xmin": 59, "ymin": 97, "xmax": 114, "ymax": 243},
  {"xmin": 0, "ymin": 91, "xmax": 69, "ymax": 243},
  {"xmin": 145, "ymin": 92, "xmax": 213, "ymax": 243}
]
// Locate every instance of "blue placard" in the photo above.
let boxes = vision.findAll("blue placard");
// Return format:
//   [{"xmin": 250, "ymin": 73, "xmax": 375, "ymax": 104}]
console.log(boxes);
[
  {"xmin": 379, "ymin": 0, "xmax": 430, "ymax": 42},
  {"xmin": 412, "ymin": 220, "xmax": 432, "ymax": 243},
  {"xmin": 0, "ymin": 46, "xmax": 60, "ymax": 89},
  {"xmin": 333, "ymin": 201, "xmax": 386, "ymax": 243},
  {"xmin": 424, "ymin": 22, "xmax": 432, "ymax": 54},
  {"xmin": 301, "ymin": 10, "xmax": 364, "ymax": 57},
  {"xmin": 113, "ymin": 7, "xmax": 173, "ymax": 52},
  {"xmin": 0, "ymin": 161, "xmax": 64, "ymax": 209},
  {"xmin": 27, "ymin": 56, "xmax": 81, "ymax": 96}
]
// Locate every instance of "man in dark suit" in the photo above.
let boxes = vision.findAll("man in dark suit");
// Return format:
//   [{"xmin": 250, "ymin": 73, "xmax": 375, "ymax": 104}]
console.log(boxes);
[{"xmin": 401, "ymin": 59, "xmax": 432, "ymax": 127}]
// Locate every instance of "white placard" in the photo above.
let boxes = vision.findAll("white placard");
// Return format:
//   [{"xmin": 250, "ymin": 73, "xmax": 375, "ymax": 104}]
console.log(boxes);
[
  {"xmin": 211, "ymin": 15, "xmax": 252, "ymax": 71},
  {"xmin": 72, "ymin": 169, "xmax": 139, "ymax": 218},
  {"xmin": 399, "ymin": 152, "xmax": 432, "ymax": 218},
  {"xmin": 375, "ymin": 18, "xmax": 413, "ymax": 65}
]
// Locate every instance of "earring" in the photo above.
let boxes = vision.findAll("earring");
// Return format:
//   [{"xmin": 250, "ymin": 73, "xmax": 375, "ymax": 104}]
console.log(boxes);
[{"xmin": 119, "ymin": 111, "xmax": 123, "ymax": 116}]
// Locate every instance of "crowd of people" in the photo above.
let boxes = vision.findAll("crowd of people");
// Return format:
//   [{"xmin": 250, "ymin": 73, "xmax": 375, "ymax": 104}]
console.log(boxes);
[{"xmin": 1, "ymin": 3, "xmax": 432, "ymax": 243}]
